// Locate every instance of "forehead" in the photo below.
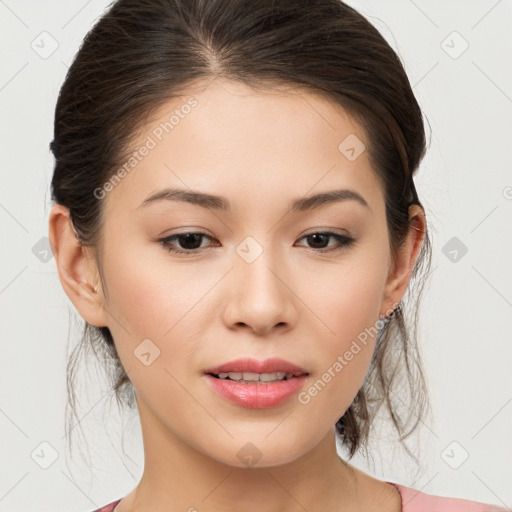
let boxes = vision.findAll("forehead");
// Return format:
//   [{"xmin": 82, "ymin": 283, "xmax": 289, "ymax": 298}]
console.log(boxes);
[{"xmin": 103, "ymin": 78, "xmax": 384, "ymax": 216}]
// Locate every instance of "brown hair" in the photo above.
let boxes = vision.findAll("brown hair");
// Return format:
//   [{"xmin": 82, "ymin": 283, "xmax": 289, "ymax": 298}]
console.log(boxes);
[{"xmin": 50, "ymin": 0, "xmax": 432, "ymax": 466}]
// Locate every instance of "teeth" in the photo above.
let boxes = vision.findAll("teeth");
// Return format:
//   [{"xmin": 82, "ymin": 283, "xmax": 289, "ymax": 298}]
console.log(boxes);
[
  {"xmin": 241, "ymin": 372, "xmax": 264, "ymax": 381},
  {"xmin": 259, "ymin": 372, "xmax": 286, "ymax": 382},
  {"xmin": 217, "ymin": 371, "xmax": 297, "ymax": 382}
]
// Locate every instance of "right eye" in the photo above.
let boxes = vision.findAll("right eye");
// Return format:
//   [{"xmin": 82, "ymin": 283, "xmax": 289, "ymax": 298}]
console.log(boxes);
[{"xmin": 158, "ymin": 231, "xmax": 219, "ymax": 255}]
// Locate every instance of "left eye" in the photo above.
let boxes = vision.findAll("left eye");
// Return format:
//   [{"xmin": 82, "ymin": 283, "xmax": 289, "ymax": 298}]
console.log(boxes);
[
  {"xmin": 158, "ymin": 230, "xmax": 356, "ymax": 255},
  {"xmin": 296, "ymin": 231, "xmax": 355, "ymax": 252}
]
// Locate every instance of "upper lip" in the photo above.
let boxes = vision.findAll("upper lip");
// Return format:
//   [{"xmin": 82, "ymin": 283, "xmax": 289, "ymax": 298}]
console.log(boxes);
[{"xmin": 204, "ymin": 358, "xmax": 309, "ymax": 375}]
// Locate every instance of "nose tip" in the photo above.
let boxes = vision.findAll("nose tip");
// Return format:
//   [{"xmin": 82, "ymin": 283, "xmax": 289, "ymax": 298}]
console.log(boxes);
[{"xmin": 222, "ymin": 259, "xmax": 296, "ymax": 335}]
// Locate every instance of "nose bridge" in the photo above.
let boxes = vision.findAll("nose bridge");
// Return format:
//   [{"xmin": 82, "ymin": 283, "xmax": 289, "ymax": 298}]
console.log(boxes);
[{"xmin": 223, "ymin": 233, "xmax": 295, "ymax": 333}]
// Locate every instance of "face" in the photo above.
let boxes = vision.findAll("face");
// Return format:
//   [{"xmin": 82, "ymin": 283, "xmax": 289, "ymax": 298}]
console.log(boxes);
[{"xmin": 83, "ymin": 79, "xmax": 402, "ymax": 467}]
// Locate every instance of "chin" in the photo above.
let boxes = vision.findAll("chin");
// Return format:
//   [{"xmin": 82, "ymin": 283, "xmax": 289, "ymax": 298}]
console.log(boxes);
[{"xmin": 203, "ymin": 434, "xmax": 313, "ymax": 469}]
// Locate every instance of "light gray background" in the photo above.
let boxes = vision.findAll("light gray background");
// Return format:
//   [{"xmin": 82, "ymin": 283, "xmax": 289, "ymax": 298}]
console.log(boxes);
[{"xmin": 0, "ymin": 0, "xmax": 511, "ymax": 510}]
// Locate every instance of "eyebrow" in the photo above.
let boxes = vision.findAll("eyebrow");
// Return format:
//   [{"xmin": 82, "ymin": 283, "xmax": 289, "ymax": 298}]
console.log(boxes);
[{"xmin": 138, "ymin": 187, "xmax": 371, "ymax": 213}]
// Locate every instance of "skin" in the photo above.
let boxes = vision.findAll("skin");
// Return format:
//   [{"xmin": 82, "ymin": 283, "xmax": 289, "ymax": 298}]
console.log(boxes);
[{"xmin": 49, "ymin": 78, "xmax": 425, "ymax": 512}]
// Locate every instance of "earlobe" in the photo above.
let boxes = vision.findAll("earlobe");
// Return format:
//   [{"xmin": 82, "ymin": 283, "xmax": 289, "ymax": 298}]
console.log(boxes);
[
  {"xmin": 380, "ymin": 205, "xmax": 426, "ymax": 316},
  {"xmin": 48, "ymin": 204, "xmax": 109, "ymax": 327}
]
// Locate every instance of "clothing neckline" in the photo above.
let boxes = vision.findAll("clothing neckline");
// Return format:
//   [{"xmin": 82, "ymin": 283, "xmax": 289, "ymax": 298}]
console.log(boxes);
[
  {"xmin": 109, "ymin": 482, "xmax": 404, "ymax": 512},
  {"xmin": 110, "ymin": 498, "xmax": 122, "ymax": 512}
]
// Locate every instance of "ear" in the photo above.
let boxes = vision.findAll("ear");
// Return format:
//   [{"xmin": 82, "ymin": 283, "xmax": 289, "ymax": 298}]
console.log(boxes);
[
  {"xmin": 48, "ymin": 203, "xmax": 109, "ymax": 327},
  {"xmin": 380, "ymin": 204, "xmax": 426, "ymax": 316}
]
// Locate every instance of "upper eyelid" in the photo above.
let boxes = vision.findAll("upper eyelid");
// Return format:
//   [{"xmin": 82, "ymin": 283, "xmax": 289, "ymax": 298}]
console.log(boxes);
[{"xmin": 160, "ymin": 228, "xmax": 350, "ymax": 241}]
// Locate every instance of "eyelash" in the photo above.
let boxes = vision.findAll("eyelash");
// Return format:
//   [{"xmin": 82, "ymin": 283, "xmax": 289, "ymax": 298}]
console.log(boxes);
[{"xmin": 158, "ymin": 230, "xmax": 356, "ymax": 256}]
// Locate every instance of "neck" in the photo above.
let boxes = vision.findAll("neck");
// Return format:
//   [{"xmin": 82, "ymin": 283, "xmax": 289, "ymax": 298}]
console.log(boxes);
[{"xmin": 123, "ymin": 399, "xmax": 360, "ymax": 512}]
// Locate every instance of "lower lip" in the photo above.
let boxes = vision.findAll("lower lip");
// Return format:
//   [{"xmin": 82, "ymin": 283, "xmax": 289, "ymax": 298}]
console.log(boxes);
[{"xmin": 204, "ymin": 374, "xmax": 309, "ymax": 409}]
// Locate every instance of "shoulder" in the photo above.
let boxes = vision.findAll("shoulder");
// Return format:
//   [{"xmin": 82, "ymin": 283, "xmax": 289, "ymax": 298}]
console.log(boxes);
[
  {"xmin": 90, "ymin": 498, "xmax": 122, "ymax": 512},
  {"xmin": 388, "ymin": 482, "xmax": 508, "ymax": 512}
]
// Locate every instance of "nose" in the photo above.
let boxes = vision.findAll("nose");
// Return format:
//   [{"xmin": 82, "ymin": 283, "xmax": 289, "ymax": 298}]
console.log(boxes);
[{"xmin": 221, "ymin": 249, "xmax": 297, "ymax": 336}]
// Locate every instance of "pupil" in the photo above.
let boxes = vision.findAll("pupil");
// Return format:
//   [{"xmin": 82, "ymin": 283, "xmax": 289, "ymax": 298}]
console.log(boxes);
[
  {"xmin": 308, "ymin": 233, "xmax": 328, "ymax": 249},
  {"xmin": 179, "ymin": 233, "xmax": 202, "ymax": 250}
]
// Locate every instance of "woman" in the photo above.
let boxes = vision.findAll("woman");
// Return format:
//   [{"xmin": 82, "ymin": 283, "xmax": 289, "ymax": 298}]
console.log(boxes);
[{"xmin": 48, "ymin": 0, "xmax": 507, "ymax": 510}]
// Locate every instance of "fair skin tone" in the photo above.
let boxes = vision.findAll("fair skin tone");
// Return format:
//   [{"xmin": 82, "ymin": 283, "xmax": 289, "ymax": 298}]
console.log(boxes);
[{"xmin": 49, "ymin": 78, "xmax": 425, "ymax": 512}]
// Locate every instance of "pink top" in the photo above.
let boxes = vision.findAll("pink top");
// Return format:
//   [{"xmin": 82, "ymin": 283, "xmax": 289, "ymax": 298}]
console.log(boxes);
[{"xmin": 91, "ymin": 481, "xmax": 509, "ymax": 511}]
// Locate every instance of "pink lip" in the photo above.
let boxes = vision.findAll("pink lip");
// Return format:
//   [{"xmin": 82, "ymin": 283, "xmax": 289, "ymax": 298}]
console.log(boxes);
[
  {"xmin": 203, "ymin": 357, "xmax": 309, "ymax": 409},
  {"xmin": 204, "ymin": 357, "xmax": 308, "ymax": 375},
  {"xmin": 203, "ymin": 374, "xmax": 309, "ymax": 409}
]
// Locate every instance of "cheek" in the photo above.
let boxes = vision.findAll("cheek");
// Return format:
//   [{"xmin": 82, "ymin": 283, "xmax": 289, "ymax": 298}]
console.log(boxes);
[
  {"xmin": 301, "ymin": 253, "xmax": 388, "ymax": 344},
  {"xmin": 98, "ymin": 240, "xmax": 222, "ymax": 394},
  {"xmin": 100, "ymin": 238, "xmax": 214, "ymax": 338},
  {"xmin": 296, "ymin": 255, "xmax": 388, "ymax": 416}
]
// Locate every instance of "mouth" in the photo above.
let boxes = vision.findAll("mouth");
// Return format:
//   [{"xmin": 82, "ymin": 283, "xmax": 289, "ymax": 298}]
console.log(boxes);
[{"xmin": 202, "ymin": 358, "xmax": 310, "ymax": 408}]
